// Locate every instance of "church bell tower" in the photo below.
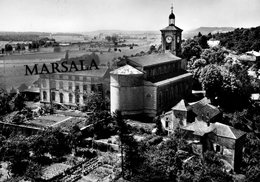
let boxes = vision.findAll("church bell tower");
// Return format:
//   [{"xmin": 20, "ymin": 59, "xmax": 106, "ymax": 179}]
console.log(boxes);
[{"xmin": 160, "ymin": 4, "xmax": 183, "ymax": 56}]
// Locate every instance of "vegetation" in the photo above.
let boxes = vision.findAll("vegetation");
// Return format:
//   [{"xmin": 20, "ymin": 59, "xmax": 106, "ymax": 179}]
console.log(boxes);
[
  {"xmin": 0, "ymin": 89, "xmax": 26, "ymax": 117},
  {"xmin": 214, "ymin": 26, "xmax": 260, "ymax": 53},
  {"xmin": 181, "ymin": 29, "xmax": 260, "ymax": 181},
  {"xmin": 0, "ymin": 126, "xmax": 84, "ymax": 180}
]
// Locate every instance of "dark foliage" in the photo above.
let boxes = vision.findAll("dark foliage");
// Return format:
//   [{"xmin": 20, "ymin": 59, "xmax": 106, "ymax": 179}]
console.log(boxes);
[{"xmin": 214, "ymin": 26, "xmax": 260, "ymax": 53}]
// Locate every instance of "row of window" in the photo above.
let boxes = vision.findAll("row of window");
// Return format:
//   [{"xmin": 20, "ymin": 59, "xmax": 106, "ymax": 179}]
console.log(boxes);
[
  {"xmin": 42, "ymin": 79, "xmax": 102, "ymax": 92},
  {"xmin": 42, "ymin": 91, "xmax": 82, "ymax": 104},
  {"xmin": 41, "ymin": 74, "xmax": 99, "ymax": 82}
]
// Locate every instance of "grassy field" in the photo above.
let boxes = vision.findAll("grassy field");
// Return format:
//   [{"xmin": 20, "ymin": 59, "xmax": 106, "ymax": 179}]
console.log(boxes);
[{"xmin": 0, "ymin": 38, "xmax": 158, "ymax": 91}]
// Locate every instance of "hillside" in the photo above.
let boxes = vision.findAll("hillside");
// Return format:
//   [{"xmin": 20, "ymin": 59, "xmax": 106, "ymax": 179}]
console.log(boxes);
[
  {"xmin": 183, "ymin": 27, "xmax": 235, "ymax": 39},
  {"xmin": 214, "ymin": 26, "xmax": 260, "ymax": 53}
]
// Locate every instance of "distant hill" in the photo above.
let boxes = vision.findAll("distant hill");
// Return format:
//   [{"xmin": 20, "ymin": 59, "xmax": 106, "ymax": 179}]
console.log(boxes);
[
  {"xmin": 85, "ymin": 30, "xmax": 160, "ymax": 36},
  {"xmin": 52, "ymin": 33, "xmax": 83, "ymax": 36},
  {"xmin": 183, "ymin": 27, "xmax": 236, "ymax": 39}
]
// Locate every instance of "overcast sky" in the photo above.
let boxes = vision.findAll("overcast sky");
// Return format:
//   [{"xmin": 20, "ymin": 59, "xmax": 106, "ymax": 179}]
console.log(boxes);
[{"xmin": 0, "ymin": 0, "xmax": 259, "ymax": 32}]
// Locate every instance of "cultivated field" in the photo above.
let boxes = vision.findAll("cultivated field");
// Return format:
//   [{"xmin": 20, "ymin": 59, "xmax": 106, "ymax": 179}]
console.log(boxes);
[{"xmin": 0, "ymin": 37, "xmax": 159, "ymax": 91}]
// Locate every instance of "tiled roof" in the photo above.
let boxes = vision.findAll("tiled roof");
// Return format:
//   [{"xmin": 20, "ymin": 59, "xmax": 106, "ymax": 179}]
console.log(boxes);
[
  {"xmin": 183, "ymin": 121, "xmax": 246, "ymax": 139},
  {"xmin": 214, "ymin": 122, "xmax": 246, "ymax": 139},
  {"xmin": 184, "ymin": 120, "xmax": 215, "ymax": 135},
  {"xmin": 128, "ymin": 52, "xmax": 181, "ymax": 67},
  {"xmin": 189, "ymin": 100, "xmax": 220, "ymax": 120},
  {"xmin": 172, "ymin": 99, "xmax": 190, "ymax": 111},
  {"xmin": 56, "ymin": 66, "xmax": 109, "ymax": 77},
  {"xmin": 160, "ymin": 25, "xmax": 183, "ymax": 32},
  {"xmin": 110, "ymin": 64, "xmax": 143, "ymax": 75}
]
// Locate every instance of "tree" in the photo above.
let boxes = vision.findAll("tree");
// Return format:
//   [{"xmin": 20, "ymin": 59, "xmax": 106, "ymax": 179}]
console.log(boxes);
[
  {"xmin": 182, "ymin": 39, "xmax": 203, "ymax": 60},
  {"xmin": 83, "ymin": 92, "xmax": 109, "ymax": 112},
  {"xmin": 219, "ymin": 63, "xmax": 252, "ymax": 111},
  {"xmin": 178, "ymin": 151, "xmax": 232, "ymax": 182},
  {"xmin": 5, "ymin": 44, "xmax": 13, "ymax": 52},
  {"xmin": 2, "ymin": 135, "xmax": 31, "ymax": 176},
  {"xmin": 68, "ymin": 125, "xmax": 83, "ymax": 152},
  {"xmin": 113, "ymin": 110, "xmax": 141, "ymax": 179},
  {"xmin": 199, "ymin": 64, "xmax": 223, "ymax": 104},
  {"xmin": 198, "ymin": 35, "xmax": 209, "ymax": 49},
  {"xmin": 105, "ymin": 36, "xmax": 112, "ymax": 42},
  {"xmin": 148, "ymin": 45, "xmax": 156, "ymax": 54},
  {"xmin": 91, "ymin": 111, "xmax": 117, "ymax": 139},
  {"xmin": 111, "ymin": 34, "xmax": 118, "ymax": 45},
  {"xmin": 241, "ymin": 133, "xmax": 260, "ymax": 182},
  {"xmin": 0, "ymin": 88, "xmax": 12, "ymax": 116}
]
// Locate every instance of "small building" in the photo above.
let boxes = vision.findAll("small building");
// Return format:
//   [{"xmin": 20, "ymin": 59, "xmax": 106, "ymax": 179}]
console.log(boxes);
[
  {"xmin": 39, "ymin": 53, "xmax": 111, "ymax": 109},
  {"xmin": 160, "ymin": 98, "xmax": 246, "ymax": 172},
  {"xmin": 238, "ymin": 50, "xmax": 260, "ymax": 64}
]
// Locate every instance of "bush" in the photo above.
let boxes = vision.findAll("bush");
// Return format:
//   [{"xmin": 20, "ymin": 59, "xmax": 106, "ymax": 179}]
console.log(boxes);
[
  {"xmin": 75, "ymin": 148, "xmax": 97, "ymax": 159},
  {"xmin": 147, "ymin": 136, "xmax": 163, "ymax": 145}
]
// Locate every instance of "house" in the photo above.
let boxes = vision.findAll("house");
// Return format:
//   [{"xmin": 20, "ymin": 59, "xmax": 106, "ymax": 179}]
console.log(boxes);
[{"xmin": 160, "ymin": 98, "xmax": 246, "ymax": 172}]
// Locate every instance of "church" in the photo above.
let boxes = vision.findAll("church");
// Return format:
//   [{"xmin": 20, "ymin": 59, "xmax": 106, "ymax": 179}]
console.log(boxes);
[{"xmin": 110, "ymin": 5, "xmax": 193, "ymax": 117}]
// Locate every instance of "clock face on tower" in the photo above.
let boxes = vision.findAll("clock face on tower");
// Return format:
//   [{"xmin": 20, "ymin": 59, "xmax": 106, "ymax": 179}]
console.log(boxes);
[{"xmin": 166, "ymin": 36, "xmax": 173, "ymax": 43}]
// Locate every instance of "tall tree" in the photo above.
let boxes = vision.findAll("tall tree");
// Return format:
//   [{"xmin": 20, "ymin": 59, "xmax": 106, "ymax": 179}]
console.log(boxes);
[{"xmin": 199, "ymin": 64, "xmax": 223, "ymax": 104}]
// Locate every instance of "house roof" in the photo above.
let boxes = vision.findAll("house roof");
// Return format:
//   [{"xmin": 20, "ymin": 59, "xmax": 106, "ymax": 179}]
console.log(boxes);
[
  {"xmin": 56, "ymin": 66, "xmax": 109, "ymax": 78},
  {"xmin": 238, "ymin": 54, "xmax": 256, "ymax": 62},
  {"xmin": 172, "ymin": 99, "xmax": 190, "ymax": 111},
  {"xmin": 189, "ymin": 97, "xmax": 211, "ymax": 105},
  {"xmin": 160, "ymin": 25, "xmax": 183, "ymax": 32},
  {"xmin": 189, "ymin": 99, "xmax": 220, "ymax": 120},
  {"xmin": 184, "ymin": 120, "xmax": 215, "ymax": 136},
  {"xmin": 128, "ymin": 52, "xmax": 181, "ymax": 67},
  {"xmin": 183, "ymin": 121, "xmax": 246, "ymax": 139},
  {"xmin": 214, "ymin": 122, "xmax": 246, "ymax": 139},
  {"xmin": 110, "ymin": 64, "xmax": 143, "ymax": 75},
  {"xmin": 246, "ymin": 50, "xmax": 260, "ymax": 57}
]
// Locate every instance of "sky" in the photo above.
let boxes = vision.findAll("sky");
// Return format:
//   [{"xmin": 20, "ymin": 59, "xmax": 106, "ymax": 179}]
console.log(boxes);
[{"xmin": 0, "ymin": 0, "xmax": 259, "ymax": 33}]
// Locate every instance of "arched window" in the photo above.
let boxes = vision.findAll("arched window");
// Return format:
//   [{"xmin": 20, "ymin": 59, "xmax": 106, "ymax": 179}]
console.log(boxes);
[
  {"xmin": 60, "ymin": 93, "xmax": 64, "ymax": 103},
  {"xmin": 43, "ymin": 91, "xmax": 47, "ymax": 100},
  {"xmin": 51, "ymin": 92, "xmax": 55, "ymax": 101},
  {"xmin": 69, "ymin": 93, "xmax": 73, "ymax": 103},
  {"xmin": 59, "ymin": 81, "xmax": 63, "ymax": 89},
  {"xmin": 76, "ymin": 94, "xmax": 80, "ymax": 103}
]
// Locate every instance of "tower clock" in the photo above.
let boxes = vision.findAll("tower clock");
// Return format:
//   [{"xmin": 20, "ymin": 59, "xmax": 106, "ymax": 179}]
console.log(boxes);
[{"xmin": 160, "ymin": 4, "xmax": 183, "ymax": 57}]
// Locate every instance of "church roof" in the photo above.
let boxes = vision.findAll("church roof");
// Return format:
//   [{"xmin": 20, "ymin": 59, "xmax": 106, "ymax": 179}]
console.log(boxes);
[
  {"xmin": 128, "ymin": 52, "xmax": 181, "ymax": 67},
  {"xmin": 172, "ymin": 99, "xmax": 190, "ymax": 111},
  {"xmin": 110, "ymin": 64, "xmax": 143, "ymax": 75},
  {"xmin": 160, "ymin": 25, "xmax": 183, "ymax": 32},
  {"xmin": 154, "ymin": 72, "xmax": 192, "ymax": 87}
]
